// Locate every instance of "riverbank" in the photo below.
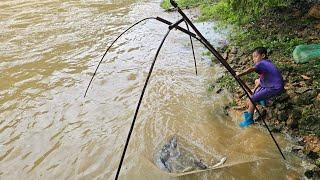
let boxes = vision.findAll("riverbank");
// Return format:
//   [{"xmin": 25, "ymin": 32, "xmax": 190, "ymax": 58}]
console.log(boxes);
[{"xmin": 161, "ymin": 0, "xmax": 320, "ymax": 179}]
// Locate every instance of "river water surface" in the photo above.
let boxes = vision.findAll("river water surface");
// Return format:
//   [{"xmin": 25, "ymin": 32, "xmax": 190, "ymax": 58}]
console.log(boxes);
[{"xmin": 0, "ymin": 0, "xmax": 303, "ymax": 179}]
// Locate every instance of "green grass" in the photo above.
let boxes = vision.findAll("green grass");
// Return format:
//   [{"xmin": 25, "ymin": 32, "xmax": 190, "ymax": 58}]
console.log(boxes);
[
  {"xmin": 230, "ymin": 30, "xmax": 306, "ymax": 57},
  {"xmin": 216, "ymin": 75, "xmax": 237, "ymax": 92},
  {"xmin": 160, "ymin": 0, "xmax": 213, "ymax": 10},
  {"xmin": 198, "ymin": 1, "xmax": 238, "ymax": 23},
  {"xmin": 160, "ymin": 0, "xmax": 171, "ymax": 9}
]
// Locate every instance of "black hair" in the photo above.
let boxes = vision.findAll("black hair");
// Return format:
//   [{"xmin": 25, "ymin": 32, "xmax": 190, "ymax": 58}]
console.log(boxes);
[{"xmin": 253, "ymin": 47, "xmax": 268, "ymax": 59}]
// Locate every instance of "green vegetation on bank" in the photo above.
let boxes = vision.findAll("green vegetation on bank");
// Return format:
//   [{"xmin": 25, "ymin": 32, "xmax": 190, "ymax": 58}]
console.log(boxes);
[
  {"xmin": 162, "ymin": 0, "xmax": 290, "ymax": 24},
  {"xmin": 161, "ymin": 0, "xmax": 312, "ymax": 61}
]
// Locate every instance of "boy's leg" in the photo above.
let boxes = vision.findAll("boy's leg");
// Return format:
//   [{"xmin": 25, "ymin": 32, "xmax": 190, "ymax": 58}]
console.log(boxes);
[
  {"xmin": 247, "ymin": 86, "xmax": 264, "ymax": 114},
  {"xmin": 252, "ymin": 79, "xmax": 260, "ymax": 94},
  {"xmin": 248, "ymin": 99, "xmax": 255, "ymax": 114},
  {"xmin": 248, "ymin": 79, "xmax": 261, "ymax": 114},
  {"xmin": 240, "ymin": 87, "xmax": 282, "ymax": 127},
  {"xmin": 254, "ymin": 79, "xmax": 260, "ymax": 89},
  {"xmin": 240, "ymin": 87, "xmax": 265, "ymax": 127}
]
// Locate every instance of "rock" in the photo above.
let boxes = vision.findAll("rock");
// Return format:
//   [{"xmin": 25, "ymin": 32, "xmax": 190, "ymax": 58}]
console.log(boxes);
[
  {"xmin": 304, "ymin": 170, "xmax": 314, "ymax": 179},
  {"xmin": 296, "ymin": 149, "xmax": 305, "ymax": 158},
  {"xmin": 304, "ymin": 166, "xmax": 320, "ymax": 179},
  {"xmin": 230, "ymin": 46, "xmax": 238, "ymax": 54},
  {"xmin": 287, "ymin": 118, "xmax": 298, "ymax": 129},
  {"xmin": 291, "ymin": 145, "xmax": 304, "ymax": 153},
  {"xmin": 303, "ymin": 135, "xmax": 320, "ymax": 153},
  {"xmin": 165, "ymin": 7, "xmax": 176, "ymax": 12},
  {"xmin": 294, "ymin": 90, "xmax": 317, "ymax": 105},
  {"xmin": 286, "ymin": 170, "xmax": 301, "ymax": 180},
  {"xmin": 216, "ymin": 88, "xmax": 223, "ymax": 94},
  {"xmin": 223, "ymin": 109, "xmax": 229, "ymax": 116},
  {"xmin": 287, "ymin": 108, "xmax": 301, "ymax": 129},
  {"xmin": 194, "ymin": 159, "xmax": 207, "ymax": 169},
  {"xmin": 316, "ymin": 159, "xmax": 320, "ymax": 167},
  {"xmin": 220, "ymin": 45, "xmax": 229, "ymax": 53},
  {"xmin": 232, "ymin": 106, "xmax": 246, "ymax": 110},
  {"xmin": 223, "ymin": 52, "xmax": 229, "ymax": 60},
  {"xmin": 300, "ymin": 115, "xmax": 320, "ymax": 138},
  {"xmin": 299, "ymin": 81, "xmax": 307, "ymax": 87},
  {"xmin": 271, "ymin": 109, "xmax": 279, "ymax": 119},
  {"xmin": 270, "ymin": 125, "xmax": 282, "ymax": 133},
  {"xmin": 308, "ymin": 5, "xmax": 320, "ymax": 19},
  {"xmin": 302, "ymin": 160, "xmax": 318, "ymax": 171},
  {"xmin": 274, "ymin": 92, "xmax": 290, "ymax": 102},
  {"xmin": 292, "ymin": 96, "xmax": 300, "ymax": 104},
  {"xmin": 307, "ymin": 151, "xmax": 319, "ymax": 160},
  {"xmin": 294, "ymin": 86, "xmax": 311, "ymax": 94},
  {"xmin": 316, "ymin": 93, "xmax": 320, "ymax": 109},
  {"xmin": 276, "ymin": 103, "xmax": 286, "ymax": 110},
  {"xmin": 239, "ymin": 58, "xmax": 247, "ymax": 65},
  {"xmin": 297, "ymin": 137, "xmax": 306, "ymax": 146},
  {"xmin": 255, "ymin": 109, "xmax": 266, "ymax": 122},
  {"xmin": 278, "ymin": 111, "xmax": 288, "ymax": 122},
  {"xmin": 290, "ymin": 108, "xmax": 302, "ymax": 121},
  {"xmin": 301, "ymin": 75, "xmax": 311, "ymax": 80},
  {"xmin": 228, "ymin": 54, "xmax": 236, "ymax": 63},
  {"xmin": 315, "ymin": 23, "xmax": 320, "ymax": 30}
]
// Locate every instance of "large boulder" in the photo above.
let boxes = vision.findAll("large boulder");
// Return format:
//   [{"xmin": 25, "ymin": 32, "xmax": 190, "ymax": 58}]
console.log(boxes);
[{"xmin": 308, "ymin": 4, "xmax": 320, "ymax": 19}]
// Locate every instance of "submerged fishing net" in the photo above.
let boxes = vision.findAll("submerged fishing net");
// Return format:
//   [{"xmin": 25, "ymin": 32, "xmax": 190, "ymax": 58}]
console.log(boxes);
[
  {"xmin": 293, "ymin": 44, "xmax": 320, "ymax": 64},
  {"xmin": 153, "ymin": 135, "xmax": 229, "ymax": 175},
  {"xmin": 146, "ymin": 135, "xmax": 272, "ymax": 177},
  {"xmin": 154, "ymin": 135, "xmax": 224, "ymax": 173}
]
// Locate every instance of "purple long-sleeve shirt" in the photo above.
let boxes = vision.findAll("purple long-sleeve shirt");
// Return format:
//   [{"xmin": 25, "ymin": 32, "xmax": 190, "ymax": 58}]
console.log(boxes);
[{"xmin": 255, "ymin": 59, "xmax": 284, "ymax": 89}]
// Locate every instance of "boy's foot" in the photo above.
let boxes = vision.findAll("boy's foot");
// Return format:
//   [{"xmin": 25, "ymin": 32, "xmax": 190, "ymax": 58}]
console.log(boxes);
[
  {"xmin": 239, "ymin": 111, "xmax": 254, "ymax": 127},
  {"xmin": 239, "ymin": 120, "xmax": 253, "ymax": 127}
]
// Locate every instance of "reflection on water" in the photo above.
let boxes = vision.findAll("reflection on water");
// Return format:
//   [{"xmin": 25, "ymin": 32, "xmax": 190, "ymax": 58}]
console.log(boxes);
[{"xmin": 0, "ymin": 0, "xmax": 302, "ymax": 179}]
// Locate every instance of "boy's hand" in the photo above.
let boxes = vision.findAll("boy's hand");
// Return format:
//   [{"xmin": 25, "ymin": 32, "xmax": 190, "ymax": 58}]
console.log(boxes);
[{"xmin": 236, "ymin": 67, "xmax": 255, "ymax": 78}]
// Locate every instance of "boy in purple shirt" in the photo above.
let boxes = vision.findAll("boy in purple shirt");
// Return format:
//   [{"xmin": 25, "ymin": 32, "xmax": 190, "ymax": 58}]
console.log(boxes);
[{"xmin": 236, "ymin": 47, "xmax": 284, "ymax": 127}]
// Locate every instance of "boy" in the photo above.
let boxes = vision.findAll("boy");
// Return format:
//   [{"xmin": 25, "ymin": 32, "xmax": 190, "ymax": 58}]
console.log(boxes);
[{"xmin": 236, "ymin": 47, "xmax": 284, "ymax": 127}]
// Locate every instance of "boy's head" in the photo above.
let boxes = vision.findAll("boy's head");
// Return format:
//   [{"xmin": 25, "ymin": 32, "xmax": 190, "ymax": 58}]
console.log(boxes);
[{"xmin": 252, "ymin": 47, "xmax": 268, "ymax": 63}]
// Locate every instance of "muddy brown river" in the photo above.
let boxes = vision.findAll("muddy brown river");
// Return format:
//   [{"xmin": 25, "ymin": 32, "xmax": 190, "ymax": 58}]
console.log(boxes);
[{"xmin": 0, "ymin": 0, "xmax": 304, "ymax": 179}]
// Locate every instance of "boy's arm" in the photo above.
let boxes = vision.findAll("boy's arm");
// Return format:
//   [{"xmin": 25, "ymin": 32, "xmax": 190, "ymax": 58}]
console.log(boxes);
[{"xmin": 236, "ymin": 67, "xmax": 256, "ymax": 78}]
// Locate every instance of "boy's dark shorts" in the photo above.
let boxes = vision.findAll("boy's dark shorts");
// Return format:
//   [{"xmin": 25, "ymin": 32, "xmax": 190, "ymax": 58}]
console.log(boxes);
[{"xmin": 251, "ymin": 87, "xmax": 283, "ymax": 102}]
